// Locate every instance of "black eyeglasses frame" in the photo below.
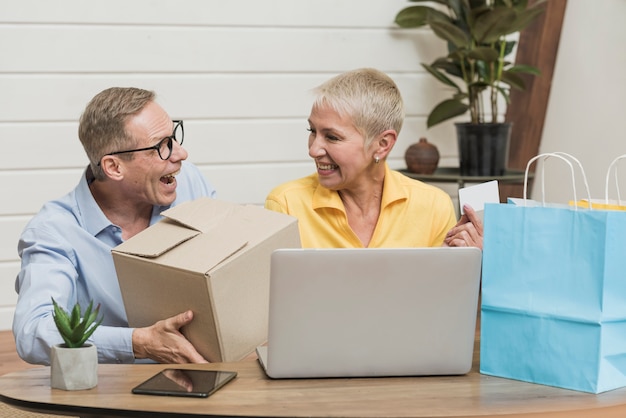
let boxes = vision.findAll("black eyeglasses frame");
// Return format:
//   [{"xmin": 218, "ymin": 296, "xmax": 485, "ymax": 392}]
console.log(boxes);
[{"xmin": 97, "ymin": 120, "xmax": 184, "ymax": 166}]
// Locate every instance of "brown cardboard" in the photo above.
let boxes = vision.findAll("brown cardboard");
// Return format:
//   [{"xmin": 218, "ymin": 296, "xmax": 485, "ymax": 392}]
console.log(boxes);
[{"xmin": 112, "ymin": 197, "xmax": 300, "ymax": 363}]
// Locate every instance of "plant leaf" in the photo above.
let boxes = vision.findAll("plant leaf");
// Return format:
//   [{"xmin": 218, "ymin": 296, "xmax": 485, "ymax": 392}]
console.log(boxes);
[
  {"xmin": 395, "ymin": 6, "xmax": 431, "ymax": 28},
  {"xmin": 495, "ymin": 85, "xmax": 512, "ymax": 105},
  {"xmin": 422, "ymin": 63, "xmax": 462, "ymax": 91},
  {"xmin": 82, "ymin": 300, "xmax": 94, "ymax": 321},
  {"xmin": 472, "ymin": 8, "xmax": 517, "ymax": 43},
  {"xmin": 69, "ymin": 300, "xmax": 95, "ymax": 345},
  {"xmin": 427, "ymin": 99, "xmax": 469, "ymax": 128},
  {"xmin": 396, "ymin": 0, "xmax": 545, "ymax": 124},
  {"xmin": 468, "ymin": 80, "xmax": 490, "ymax": 96},
  {"xmin": 507, "ymin": 64, "xmax": 541, "ymax": 76},
  {"xmin": 447, "ymin": 48, "xmax": 469, "ymax": 63},
  {"xmin": 76, "ymin": 316, "xmax": 104, "ymax": 347},
  {"xmin": 475, "ymin": 60, "xmax": 495, "ymax": 84},
  {"xmin": 430, "ymin": 58, "xmax": 463, "ymax": 79},
  {"xmin": 467, "ymin": 46, "xmax": 499, "ymax": 62},
  {"xmin": 452, "ymin": 91, "xmax": 469, "ymax": 101},
  {"xmin": 51, "ymin": 297, "xmax": 103, "ymax": 348},
  {"xmin": 501, "ymin": 40, "xmax": 516, "ymax": 58},
  {"xmin": 501, "ymin": 70, "xmax": 527, "ymax": 90},
  {"xmin": 430, "ymin": 20, "xmax": 471, "ymax": 48},
  {"xmin": 451, "ymin": 0, "xmax": 469, "ymax": 23},
  {"xmin": 508, "ymin": 4, "xmax": 546, "ymax": 33},
  {"xmin": 51, "ymin": 298, "xmax": 73, "ymax": 339},
  {"xmin": 69, "ymin": 302, "xmax": 81, "ymax": 328}
]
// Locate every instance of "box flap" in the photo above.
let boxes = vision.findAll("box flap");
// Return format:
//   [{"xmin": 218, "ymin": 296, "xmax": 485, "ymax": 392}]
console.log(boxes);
[
  {"xmin": 113, "ymin": 198, "xmax": 298, "ymax": 270},
  {"xmin": 161, "ymin": 197, "xmax": 241, "ymax": 233},
  {"xmin": 155, "ymin": 204, "xmax": 294, "ymax": 273},
  {"xmin": 113, "ymin": 219, "xmax": 199, "ymax": 258},
  {"xmin": 158, "ymin": 233, "xmax": 249, "ymax": 273}
]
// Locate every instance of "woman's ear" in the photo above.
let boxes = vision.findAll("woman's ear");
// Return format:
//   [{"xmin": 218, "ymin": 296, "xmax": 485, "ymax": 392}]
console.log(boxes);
[{"xmin": 376, "ymin": 130, "xmax": 397, "ymax": 159}]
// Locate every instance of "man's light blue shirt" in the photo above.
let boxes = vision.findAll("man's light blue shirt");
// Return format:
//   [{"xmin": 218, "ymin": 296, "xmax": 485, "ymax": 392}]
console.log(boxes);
[{"xmin": 13, "ymin": 161, "xmax": 216, "ymax": 365}]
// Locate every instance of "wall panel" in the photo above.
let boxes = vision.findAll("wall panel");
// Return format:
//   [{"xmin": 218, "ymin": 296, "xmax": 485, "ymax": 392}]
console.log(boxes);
[
  {"xmin": 0, "ymin": 75, "xmax": 448, "ymax": 121},
  {"xmin": 1, "ymin": 0, "xmax": 413, "ymax": 27},
  {"xmin": 1, "ymin": 26, "xmax": 442, "ymax": 74},
  {"xmin": 0, "ymin": 0, "xmax": 461, "ymax": 332},
  {"xmin": 3, "ymin": 115, "xmax": 457, "ymax": 214}
]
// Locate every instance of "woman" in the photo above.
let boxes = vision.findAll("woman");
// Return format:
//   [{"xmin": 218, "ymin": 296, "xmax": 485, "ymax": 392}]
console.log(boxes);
[{"xmin": 265, "ymin": 68, "xmax": 482, "ymax": 249}]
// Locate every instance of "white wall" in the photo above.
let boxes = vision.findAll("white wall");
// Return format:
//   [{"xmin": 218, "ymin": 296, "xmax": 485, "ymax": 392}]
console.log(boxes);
[
  {"xmin": 0, "ymin": 0, "xmax": 461, "ymax": 330},
  {"xmin": 537, "ymin": 1, "xmax": 626, "ymax": 203},
  {"xmin": 1, "ymin": 1, "xmax": 623, "ymax": 332}
]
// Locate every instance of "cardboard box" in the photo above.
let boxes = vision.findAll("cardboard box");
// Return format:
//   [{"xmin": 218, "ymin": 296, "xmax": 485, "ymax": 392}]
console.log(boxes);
[{"xmin": 112, "ymin": 197, "xmax": 300, "ymax": 362}]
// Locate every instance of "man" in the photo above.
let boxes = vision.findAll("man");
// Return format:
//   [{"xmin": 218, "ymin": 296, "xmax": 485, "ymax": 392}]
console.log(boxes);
[{"xmin": 13, "ymin": 87, "xmax": 215, "ymax": 365}]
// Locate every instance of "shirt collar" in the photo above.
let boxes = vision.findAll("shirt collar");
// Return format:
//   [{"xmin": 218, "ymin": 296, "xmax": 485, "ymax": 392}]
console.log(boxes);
[
  {"xmin": 380, "ymin": 164, "xmax": 408, "ymax": 207},
  {"xmin": 75, "ymin": 166, "xmax": 115, "ymax": 237}
]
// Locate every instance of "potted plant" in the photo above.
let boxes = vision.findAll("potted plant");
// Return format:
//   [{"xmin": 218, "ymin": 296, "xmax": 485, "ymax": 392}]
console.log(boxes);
[
  {"xmin": 50, "ymin": 297, "xmax": 103, "ymax": 390},
  {"xmin": 395, "ymin": 0, "xmax": 545, "ymax": 176}
]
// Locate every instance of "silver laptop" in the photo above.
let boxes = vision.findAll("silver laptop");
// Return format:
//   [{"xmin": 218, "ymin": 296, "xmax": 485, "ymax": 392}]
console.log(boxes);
[{"xmin": 256, "ymin": 247, "xmax": 482, "ymax": 379}]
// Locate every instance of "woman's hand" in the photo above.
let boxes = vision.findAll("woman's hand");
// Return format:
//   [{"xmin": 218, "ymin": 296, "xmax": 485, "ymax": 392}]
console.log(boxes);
[{"xmin": 443, "ymin": 204, "xmax": 483, "ymax": 249}]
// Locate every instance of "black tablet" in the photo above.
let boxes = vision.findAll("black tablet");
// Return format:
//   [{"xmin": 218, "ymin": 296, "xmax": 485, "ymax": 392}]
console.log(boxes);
[{"xmin": 131, "ymin": 368, "xmax": 237, "ymax": 398}]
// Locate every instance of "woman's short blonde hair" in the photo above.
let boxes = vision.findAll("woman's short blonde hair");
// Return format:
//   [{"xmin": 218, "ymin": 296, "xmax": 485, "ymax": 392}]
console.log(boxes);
[{"xmin": 311, "ymin": 68, "xmax": 405, "ymax": 146}]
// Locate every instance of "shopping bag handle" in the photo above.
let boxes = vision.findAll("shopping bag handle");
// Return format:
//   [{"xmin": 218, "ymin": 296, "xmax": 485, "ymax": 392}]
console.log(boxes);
[
  {"xmin": 524, "ymin": 152, "xmax": 592, "ymax": 209},
  {"xmin": 605, "ymin": 154, "xmax": 626, "ymax": 205}
]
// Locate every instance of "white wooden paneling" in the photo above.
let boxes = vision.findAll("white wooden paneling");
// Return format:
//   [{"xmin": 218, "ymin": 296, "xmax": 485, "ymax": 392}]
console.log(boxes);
[
  {"xmin": 0, "ymin": 74, "xmax": 449, "ymax": 121},
  {"xmin": 2, "ymin": 123, "xmax": 87, "ymax": 169},
  {"xmin": 200, "ymin": 163, "xmax": 312, "ymax": 205},
  {"xmin": 3, "ymin": 119, "xmax": 457, "ymax": 217},
  {"xmin": 3, "ymin": 116, "xmax": 457, "ymax": 168},
  {"xmin": 0, "ymin": 0, "xmax": 413, "ymax": 27},
  {"xmin": 3, "ymin": 154, "xmax": 460, "ymax": 226},
  {"xmin": 1, "ymin": 26, "xmax": 442, "ymax": 74},
  {"xmin": 2, "ymin": 170, "xmax": 82, "ymax": 216},
  {"xmin": 0, "ymin": 0, "xmax": 465, "ymax": 331},
  {"xmin": 202, "ymin": 156, "xmax": 462, "ymax": 206}
]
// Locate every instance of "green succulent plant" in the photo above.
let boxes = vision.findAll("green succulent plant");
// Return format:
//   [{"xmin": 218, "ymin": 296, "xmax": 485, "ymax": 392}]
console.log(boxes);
[
  {"xmin": 51, "ymin": 298, "xmax": 103, "ymax": 348},
  {"xmin": 395, "ymin": 0, "xmax": 545, "ymax": 127}
]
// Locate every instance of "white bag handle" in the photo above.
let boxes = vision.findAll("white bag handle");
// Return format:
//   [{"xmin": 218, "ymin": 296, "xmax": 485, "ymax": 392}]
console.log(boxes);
[
  {"xmin": 523, "ymin": 152, "xmax": 592, "ymax": 209},
  {"xmin": 605, "ymin": 154, "xmax": 626, "ymax": 205}
]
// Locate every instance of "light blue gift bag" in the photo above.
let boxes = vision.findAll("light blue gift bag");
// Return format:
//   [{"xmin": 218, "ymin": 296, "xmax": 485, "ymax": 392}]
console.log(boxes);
[{"xmin": 480, "ymin": 153, "xmax": 626, "ymax": 393}]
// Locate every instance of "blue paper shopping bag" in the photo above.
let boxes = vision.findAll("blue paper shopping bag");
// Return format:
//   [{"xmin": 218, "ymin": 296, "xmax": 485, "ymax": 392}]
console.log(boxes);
[{"xmin": 480, "ymin": 202, "xmax": 626, "ymax": 393}]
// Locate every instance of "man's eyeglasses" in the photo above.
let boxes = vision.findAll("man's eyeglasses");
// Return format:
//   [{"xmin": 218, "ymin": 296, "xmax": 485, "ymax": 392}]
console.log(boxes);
[{"xmin": 98, "ymin": 120, "xmax": 184, "ymax": 165}]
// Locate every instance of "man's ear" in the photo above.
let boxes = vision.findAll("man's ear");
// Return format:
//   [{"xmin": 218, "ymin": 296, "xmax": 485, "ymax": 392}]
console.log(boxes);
[
  {"xmin": 376, "ymin": 129, "xmax": 397, "ymax": 159},
  {"xmin": 99, "ymin": 156, "xmax": 124, "ymax": 181}
]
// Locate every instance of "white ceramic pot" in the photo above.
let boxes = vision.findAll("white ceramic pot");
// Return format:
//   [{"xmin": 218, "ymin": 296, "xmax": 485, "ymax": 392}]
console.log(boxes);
[{"xmin": 50, "ymin": 343, "xmax": 98, "ymax": 390}]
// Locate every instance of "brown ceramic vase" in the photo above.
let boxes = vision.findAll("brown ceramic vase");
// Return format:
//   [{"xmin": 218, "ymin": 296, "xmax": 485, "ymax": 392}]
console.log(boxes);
[{"xmin": 404, "ymin": 137, "xmax": 439, "ymax": 174}]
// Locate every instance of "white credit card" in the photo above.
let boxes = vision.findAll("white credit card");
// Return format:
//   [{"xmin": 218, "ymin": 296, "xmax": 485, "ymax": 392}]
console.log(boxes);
[{"xmin": 458, "ymin": 180, "xmax": 500, "ymax": 214}]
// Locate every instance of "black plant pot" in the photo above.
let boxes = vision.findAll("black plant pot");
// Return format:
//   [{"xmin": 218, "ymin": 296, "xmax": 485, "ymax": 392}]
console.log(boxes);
[{"xmin": 455, "ymin": 123, "xmax": 512, "ymax": 176}]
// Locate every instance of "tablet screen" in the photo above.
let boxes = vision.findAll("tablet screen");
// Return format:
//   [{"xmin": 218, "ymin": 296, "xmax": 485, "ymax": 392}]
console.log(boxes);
[{"xmin": 131, "ymin": 368, "xmax": 237, "ymax": 398}]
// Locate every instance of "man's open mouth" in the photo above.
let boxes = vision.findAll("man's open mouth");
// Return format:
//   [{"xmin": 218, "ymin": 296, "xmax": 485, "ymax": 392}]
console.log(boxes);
[{"xmin": 160, "ymin": 171, "xmax": 179, "ymax": 185}]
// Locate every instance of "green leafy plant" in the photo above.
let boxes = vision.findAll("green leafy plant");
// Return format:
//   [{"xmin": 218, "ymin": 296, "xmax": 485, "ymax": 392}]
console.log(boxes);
[
  {"xmin": 395, "ymin": 0, "xmax": 545, "ymax": 127},
  {"xmin": 52, "ymin": 298, "xmax": 103, "ymax": 348}
]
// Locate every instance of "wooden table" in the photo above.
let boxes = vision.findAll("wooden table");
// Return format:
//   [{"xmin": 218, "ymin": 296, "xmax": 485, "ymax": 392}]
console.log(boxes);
[{"xmin": 3, "ymin": 347, "xmax": 626, "ymax": 418}]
